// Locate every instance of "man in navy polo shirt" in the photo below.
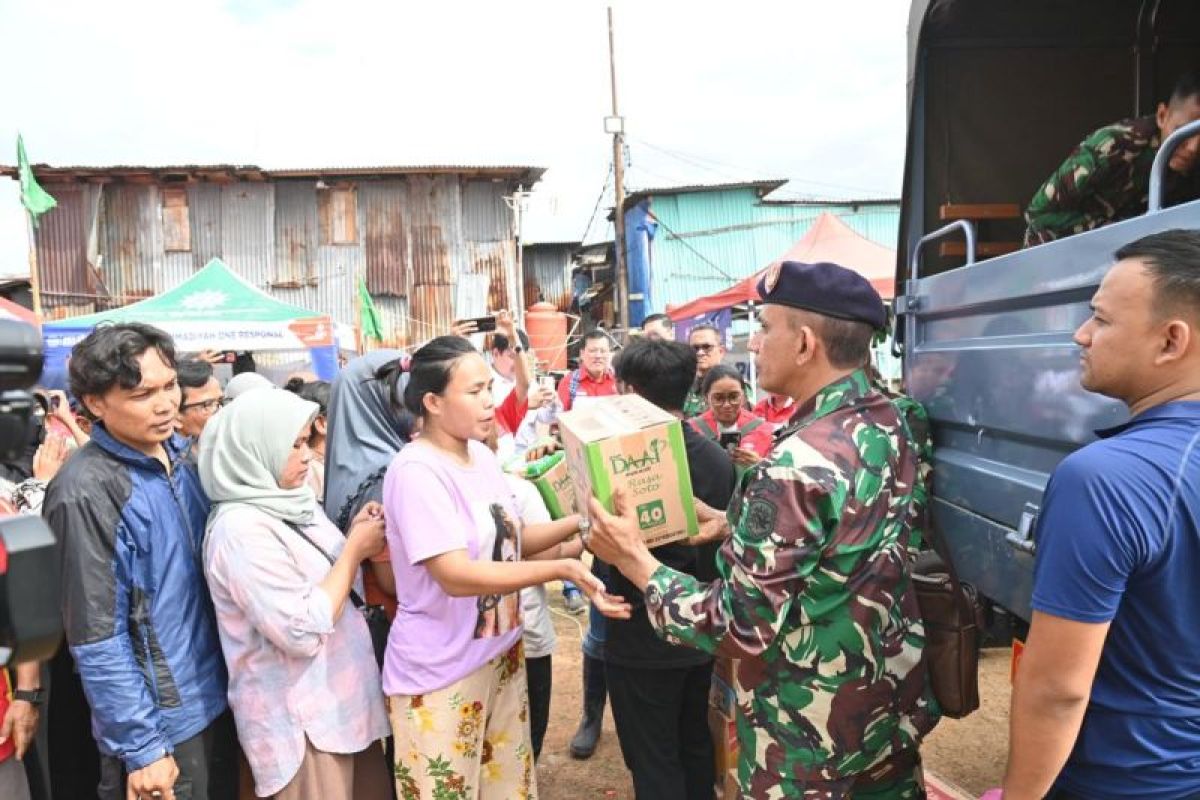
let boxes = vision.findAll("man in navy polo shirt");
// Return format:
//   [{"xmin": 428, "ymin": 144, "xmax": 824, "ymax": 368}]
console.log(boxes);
[{"xmin": 1002, "ymin": 229, "xmax": 1200, "ymax": 800}]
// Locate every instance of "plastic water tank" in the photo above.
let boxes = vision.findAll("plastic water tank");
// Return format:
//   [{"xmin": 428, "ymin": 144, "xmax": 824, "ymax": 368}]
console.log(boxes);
[{"xmin": 525, "ymin": 302, "xmax": 568, "ymax": 371}]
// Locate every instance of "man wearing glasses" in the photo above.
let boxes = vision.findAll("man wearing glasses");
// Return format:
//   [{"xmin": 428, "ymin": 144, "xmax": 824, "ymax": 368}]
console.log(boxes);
[
  {"xmin": 175, "ymin": 360, "xmax": 225, "ymax": 454},
  {"xmin": 683, "ymin": 324, "xmax": 726, "ymax": 418},
  {"xmin": 556, "ymin": 330, "xmax": 618, "ymax": 412}
]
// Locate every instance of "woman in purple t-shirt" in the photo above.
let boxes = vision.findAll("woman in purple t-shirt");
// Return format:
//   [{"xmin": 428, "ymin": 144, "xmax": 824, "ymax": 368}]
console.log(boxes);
[{"xmin": 382, "ymin": 336, "xmax": 629, "ymax": 799}]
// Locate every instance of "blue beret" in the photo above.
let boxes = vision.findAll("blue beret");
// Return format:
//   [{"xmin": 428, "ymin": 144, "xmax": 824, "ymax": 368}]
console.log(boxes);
[{"xmin": 756, "ymin": 260, "xmax": 887, "ymax": 330}]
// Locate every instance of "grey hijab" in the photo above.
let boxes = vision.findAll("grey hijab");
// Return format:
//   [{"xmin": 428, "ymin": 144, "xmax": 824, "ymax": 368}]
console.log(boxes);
[
  {"xmin": 224, "ymin": 372, "xmax": 273, "ymax": 400},
  {"xmin": 322, "ymin": 350, "xmax": 413, "ymax": 529},
  {"xmin": 199, "ymin": 386, "xmax": 320, "ymax": 531}
]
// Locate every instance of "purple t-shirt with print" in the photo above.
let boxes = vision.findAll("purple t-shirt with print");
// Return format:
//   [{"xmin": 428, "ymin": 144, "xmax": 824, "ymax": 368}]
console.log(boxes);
[{"xmin": 381, "ymin": 438, "xmax": 523, "ymax": 696}]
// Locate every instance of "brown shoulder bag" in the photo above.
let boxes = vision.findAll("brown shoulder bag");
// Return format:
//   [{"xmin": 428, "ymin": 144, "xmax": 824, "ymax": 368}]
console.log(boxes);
[{"xmin": 912, "ymin": 512, "xmax": 982, "ymax": 719}]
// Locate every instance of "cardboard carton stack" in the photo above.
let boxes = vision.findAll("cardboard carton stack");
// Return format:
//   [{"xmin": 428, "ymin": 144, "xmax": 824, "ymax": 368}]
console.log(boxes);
[{"xmin": 709, "ymin": 656, "xmax": 740, "ymax": 798}]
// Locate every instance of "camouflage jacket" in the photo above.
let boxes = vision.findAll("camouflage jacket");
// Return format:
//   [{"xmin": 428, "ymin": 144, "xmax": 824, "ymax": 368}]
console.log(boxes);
[
  {"xmin": 1024, "ymin": 115, "xmax": 1200, "ymax": 245},
  {"xmin": 683, "ymin": 380, "xmax": 706, "ymax": 419},
  {"xmin": 643, "ymin": 370, "xmax": 940, "ymax": 795}
]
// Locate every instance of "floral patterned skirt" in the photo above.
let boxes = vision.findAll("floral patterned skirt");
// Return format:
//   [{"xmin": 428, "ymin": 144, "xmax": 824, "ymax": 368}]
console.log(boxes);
[{"xmin": 387, "ymin": 641, "xmax": 536, "ymax": 800}]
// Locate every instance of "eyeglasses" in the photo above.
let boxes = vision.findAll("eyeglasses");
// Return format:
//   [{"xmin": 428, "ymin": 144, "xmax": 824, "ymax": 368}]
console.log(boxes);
[
  {"xmin": 181, "ymin": 397, "xmax": 226, "ymax": 414},
  {"xmin": 691, "ymin": 343, "xmax": 716, "ymax": 354},
  {"xmin": 709, "ymin": 393, "xmax": 743, "ymax": 406}
]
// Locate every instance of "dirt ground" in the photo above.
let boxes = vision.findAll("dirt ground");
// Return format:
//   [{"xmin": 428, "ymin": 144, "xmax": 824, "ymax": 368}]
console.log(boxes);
[{"xmin": 534, "ymin": 585, "xmax": 1011, "ymax": 800}]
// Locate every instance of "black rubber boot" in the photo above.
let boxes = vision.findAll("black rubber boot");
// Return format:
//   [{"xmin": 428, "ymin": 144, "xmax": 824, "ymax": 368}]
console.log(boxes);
[{"xmin": 569, "ymin": 655, "xmax": 607, "ymax": 759}]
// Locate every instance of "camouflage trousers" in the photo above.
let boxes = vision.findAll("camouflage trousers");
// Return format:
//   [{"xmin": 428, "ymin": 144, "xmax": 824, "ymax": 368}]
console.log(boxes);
[{"xmin": 739, "ymin": 748, "xmax": 925, "ymax": 800}]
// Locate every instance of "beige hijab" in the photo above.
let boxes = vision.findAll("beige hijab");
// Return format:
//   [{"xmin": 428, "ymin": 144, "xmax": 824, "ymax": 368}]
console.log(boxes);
[{"xmin": 199, "ymin": 386, "xmax": 318, "ymax": 532}]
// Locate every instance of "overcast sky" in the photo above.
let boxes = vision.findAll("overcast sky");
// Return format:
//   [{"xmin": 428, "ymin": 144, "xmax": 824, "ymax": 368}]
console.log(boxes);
[{"xmin": 0, "ymin": 0, "xmax": 910, "ymax": 276}]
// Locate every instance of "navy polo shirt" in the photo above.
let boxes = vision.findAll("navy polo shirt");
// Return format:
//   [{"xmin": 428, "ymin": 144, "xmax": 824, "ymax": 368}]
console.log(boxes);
[{"xmin": 1032, "ymin": 401, "xmax": 1200, "ymax": 800}]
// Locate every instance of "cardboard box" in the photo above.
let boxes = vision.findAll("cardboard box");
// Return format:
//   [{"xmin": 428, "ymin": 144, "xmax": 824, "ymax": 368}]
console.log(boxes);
[
  {"xmin": 713, "ymin": 655, "xmax": 737, "ymax": 685},
  {"xmin": 715, "ymin": 767, "xmax": 739, "ymax": 800},
  {"xmin": 709, "ymin": 670, "xmax": 736, "ymax": 717},
  {"xmin": 532, "ymin": 455, "xmax": 577, "ymax": 519},
  {"xmin": 507, "ymin": 451, "xmax": 577, "ymax": 520},
  {"xmin": 708, "ymin": 705, "xmax": 740, "ymax": 796},
  {"xmin": 558, "ymin": 394, "xmax": 699, "ymax": 548}
]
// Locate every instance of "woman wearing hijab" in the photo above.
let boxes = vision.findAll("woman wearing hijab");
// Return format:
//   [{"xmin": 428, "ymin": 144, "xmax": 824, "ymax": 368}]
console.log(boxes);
[
  {"xmin": 223, "ymin": 371, "xmax": 273, "ymax": 401},
  {"xmin": 199, "ymin": 387, "xmax": 391, "ymax": 799},
  {"xmin": 322, "ymin": 350, "xmax": 415, "ymax": 619}
]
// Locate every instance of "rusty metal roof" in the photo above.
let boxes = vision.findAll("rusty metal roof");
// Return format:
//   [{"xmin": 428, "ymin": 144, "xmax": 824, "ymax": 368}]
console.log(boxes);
[{"xmin": 0, "ymin": 163, "xmax": 546, "ymax": 185}]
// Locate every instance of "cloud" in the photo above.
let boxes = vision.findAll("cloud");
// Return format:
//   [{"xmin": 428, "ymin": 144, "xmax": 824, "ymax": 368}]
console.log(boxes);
[{"xmin": 0, "ymin": 0, "xmax": 908, "ymax": 274}]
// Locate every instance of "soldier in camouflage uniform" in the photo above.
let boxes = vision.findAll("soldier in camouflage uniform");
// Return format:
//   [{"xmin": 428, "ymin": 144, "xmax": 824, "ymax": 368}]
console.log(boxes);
[
  {"xmin": 1025, "ymin": 71, "xmax": 1200, "ymax": 246},
  {"xmin": 586, "ymin": 260, "xmax": 940, "ymax": 799}
]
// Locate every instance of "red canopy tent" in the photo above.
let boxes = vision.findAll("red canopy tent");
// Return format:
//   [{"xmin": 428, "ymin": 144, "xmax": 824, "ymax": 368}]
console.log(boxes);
[
  {"xmin": 666, "ymin": 212, "xmax": 895, "ymax": 321},
  {"xmin": 0, "ymin": 297, "xmax": 36, "ymax": 326}
]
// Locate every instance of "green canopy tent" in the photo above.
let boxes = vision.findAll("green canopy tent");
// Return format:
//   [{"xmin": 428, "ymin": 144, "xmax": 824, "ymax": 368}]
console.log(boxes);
[{"xmin": 42, "ymin": 258, "xmax": 343, "ymax": 379}]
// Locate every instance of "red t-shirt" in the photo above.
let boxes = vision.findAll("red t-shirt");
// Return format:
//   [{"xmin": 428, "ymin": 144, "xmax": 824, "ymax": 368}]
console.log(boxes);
[
  {"xmin": 556, "ymin": 370, "xmax": 618, "ymax": 412},
  {"xmin": 752, "ymin": 395, "xmax": 798, "ymax": 427},
  {"xmin": 495, "ymin": 391, "xmax": 530, "ymax": 435}
]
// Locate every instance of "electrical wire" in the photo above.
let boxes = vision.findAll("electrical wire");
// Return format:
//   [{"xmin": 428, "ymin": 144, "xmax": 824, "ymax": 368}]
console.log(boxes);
[
  {"xmin": 646, "ymin": 210, "xmax": 738, "ymax": 283},
  {"xmin": 579, "ymin": 163, "xmax": 614, "ymax": 244}
]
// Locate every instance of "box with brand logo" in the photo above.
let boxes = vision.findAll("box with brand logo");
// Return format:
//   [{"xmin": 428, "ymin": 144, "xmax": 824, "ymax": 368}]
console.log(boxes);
[
  {"xmin": 558, "ymin": 394, "xmax": 699, "ymax": 547},
  {"xmin": 505, "ymin": 451, "xmax": 578, "ymax": 520}
]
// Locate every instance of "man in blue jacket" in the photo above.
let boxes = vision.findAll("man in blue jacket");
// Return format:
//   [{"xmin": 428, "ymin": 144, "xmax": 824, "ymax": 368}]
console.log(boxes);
[{"xmin": 43, "ymin": 324, "xmax": 234, "ymax": 800}]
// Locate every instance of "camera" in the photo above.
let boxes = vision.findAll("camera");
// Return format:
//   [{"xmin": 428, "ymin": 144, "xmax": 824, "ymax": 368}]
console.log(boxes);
[{"xmin": 0, "ymin": 318, "xmax": 63, "ymax": 667}]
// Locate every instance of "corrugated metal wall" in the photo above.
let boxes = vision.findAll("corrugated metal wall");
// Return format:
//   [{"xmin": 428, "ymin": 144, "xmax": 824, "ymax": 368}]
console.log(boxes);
[
  {"xmin": 643, "ymin": 186, "xmax": 900, "ymax": 310},
  {"xmin": 34, "ymin": 184, "xmax": 100, "ymax": 312},
  {"xmin": 522, "ymin": 243, "xmax": 574, "ymax": 310},
  {"xmin": 32, "ymin": 174, "xmax": 521, "ymax": 346}
]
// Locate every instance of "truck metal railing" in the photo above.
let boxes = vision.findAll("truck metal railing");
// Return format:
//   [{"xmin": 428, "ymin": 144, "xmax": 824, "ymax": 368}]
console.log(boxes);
[
  {"xmin": 1148, "ymin": 118, "xmax": 1200, "ymax": 212},
  {"xmin": 892, "ymin": 220, "xmax": 978, "ymax": 356}
]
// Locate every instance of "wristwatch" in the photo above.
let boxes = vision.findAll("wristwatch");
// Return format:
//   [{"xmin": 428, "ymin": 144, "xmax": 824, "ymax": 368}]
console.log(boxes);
[{"xmin": 14, "ymin": 688, "xmax": 45, "ymax": 706}]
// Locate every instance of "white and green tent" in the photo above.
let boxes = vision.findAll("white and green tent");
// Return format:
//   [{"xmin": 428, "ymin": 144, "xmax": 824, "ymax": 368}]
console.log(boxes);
[{"xmin": 43, "ymin": 259, "xmax": 344, "ymax": 378}]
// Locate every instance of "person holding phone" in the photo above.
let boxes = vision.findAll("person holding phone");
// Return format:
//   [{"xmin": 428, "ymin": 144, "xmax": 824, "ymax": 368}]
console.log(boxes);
[{"xmin": 690, "ymin": 364, "xmax": 775, "ymax": 469}]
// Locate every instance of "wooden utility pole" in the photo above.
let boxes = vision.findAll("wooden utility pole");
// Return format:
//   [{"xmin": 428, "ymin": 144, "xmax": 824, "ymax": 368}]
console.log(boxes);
[
  {"xmin": 25, "ymin": 215, "xmax": 44, "ymax": 325},
  {"xmin": 607, "ymin": 5, "xmax": 630, "ymax": 333}
]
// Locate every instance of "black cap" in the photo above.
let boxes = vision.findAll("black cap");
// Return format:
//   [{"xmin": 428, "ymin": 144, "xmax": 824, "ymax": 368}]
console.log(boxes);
[{"xmin": 756, "ymin": 260, "xmax": 887, "ymax": 330}]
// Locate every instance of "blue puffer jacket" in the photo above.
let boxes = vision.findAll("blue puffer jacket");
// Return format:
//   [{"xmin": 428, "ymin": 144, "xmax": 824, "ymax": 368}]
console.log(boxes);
[{"xmin": 44, "ymin": 425, "xmax": 228, "ymax": 770}]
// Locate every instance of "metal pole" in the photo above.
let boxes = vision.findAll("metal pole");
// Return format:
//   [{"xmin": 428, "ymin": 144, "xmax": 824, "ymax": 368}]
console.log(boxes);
[
  {"xmin": 514, "ymin": 185, "xmax": 527, "ymax": 319},
  {"xmin": 1148, "ymin": 118, "xmax": 1200, "ymax": 212},
  {"xmin": 25, "ymin": 213, "xmax": 44, "ymax": 325},
  {"xmin": 608, "ymin": 5, "xmax": 629, "ymax": 334}
]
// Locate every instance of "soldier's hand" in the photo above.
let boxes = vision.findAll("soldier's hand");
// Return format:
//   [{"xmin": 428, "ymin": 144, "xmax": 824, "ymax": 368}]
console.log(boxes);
[{"xmin": 586, "ymin": 490, "xmax": 645, "ymax": 564}]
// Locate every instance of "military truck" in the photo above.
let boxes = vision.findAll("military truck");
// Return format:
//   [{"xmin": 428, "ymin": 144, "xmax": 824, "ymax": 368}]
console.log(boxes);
[{"xmin": 896, "ymin": 0, "xmax": 1200, "ymax": 622}]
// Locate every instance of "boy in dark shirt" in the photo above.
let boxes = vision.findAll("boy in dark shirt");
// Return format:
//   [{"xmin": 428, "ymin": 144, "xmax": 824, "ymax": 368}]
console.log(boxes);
[{"xmin": 602, "ymin": 338, "xmax": 737, "ymax": 799}]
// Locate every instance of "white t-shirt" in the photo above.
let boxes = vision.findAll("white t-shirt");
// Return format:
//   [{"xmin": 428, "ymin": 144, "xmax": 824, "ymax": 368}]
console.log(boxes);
[{"xmin": 505, "ymin": 474, "xmax": 557, "ymax": 659}]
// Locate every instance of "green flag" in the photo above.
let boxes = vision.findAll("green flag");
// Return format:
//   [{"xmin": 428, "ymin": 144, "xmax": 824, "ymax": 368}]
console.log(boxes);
[
  {"xmin": 17, "ymin": 135, "xmax": 57, "ymax": 223},
  {"xmin": 357, "ymin": 274, "xmax": 384, "ymax": 341}
]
